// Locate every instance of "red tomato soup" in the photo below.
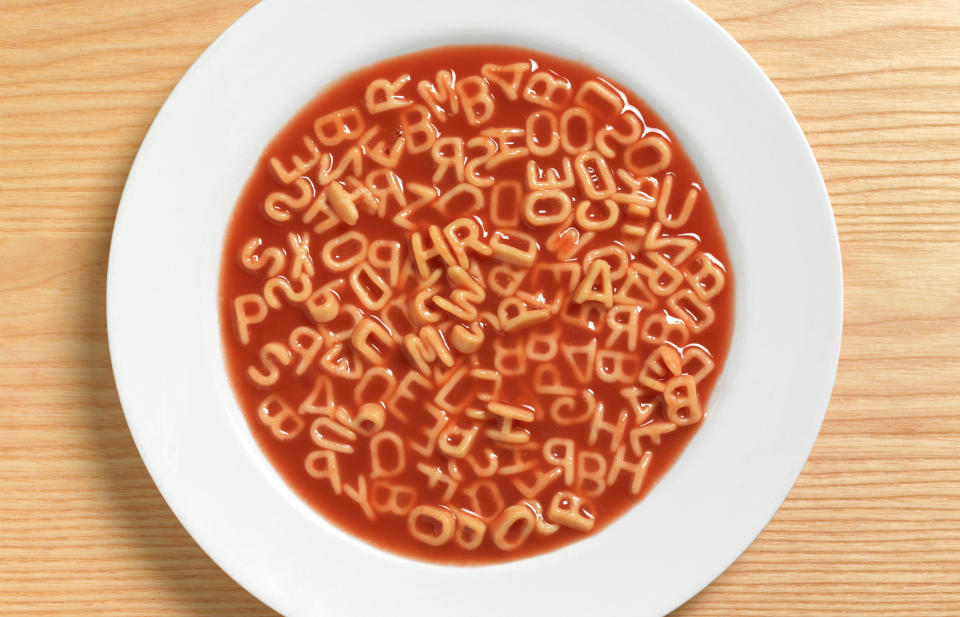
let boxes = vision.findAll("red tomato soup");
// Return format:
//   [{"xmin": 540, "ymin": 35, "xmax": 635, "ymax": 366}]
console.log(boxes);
[{"xmin": 219, "ymin": 45, "xmax": 733, "ymax": 564}]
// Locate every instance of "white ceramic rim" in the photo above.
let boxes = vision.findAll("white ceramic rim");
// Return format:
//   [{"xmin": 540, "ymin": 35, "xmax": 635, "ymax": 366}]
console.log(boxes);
[{"xmin": 107, "ymin": 0, "xmax": 843, "ymax": 615}]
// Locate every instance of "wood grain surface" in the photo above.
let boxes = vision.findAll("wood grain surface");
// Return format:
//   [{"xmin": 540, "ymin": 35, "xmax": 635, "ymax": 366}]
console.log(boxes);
[{"xmin": 1, "ymin": 0, "xmax": 958, "ymax": 614}]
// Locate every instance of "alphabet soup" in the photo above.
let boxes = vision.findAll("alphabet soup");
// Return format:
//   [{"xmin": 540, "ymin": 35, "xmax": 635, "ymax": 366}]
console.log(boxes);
[{"xmin": 220, "ymin": 45, "xmax": 733, "ymax": 564}]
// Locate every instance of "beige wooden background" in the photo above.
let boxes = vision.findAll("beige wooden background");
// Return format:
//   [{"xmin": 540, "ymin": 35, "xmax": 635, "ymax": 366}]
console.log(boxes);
[{"xmin": 1, "ymin": 0, "xmax": 958, "ymax": 614}]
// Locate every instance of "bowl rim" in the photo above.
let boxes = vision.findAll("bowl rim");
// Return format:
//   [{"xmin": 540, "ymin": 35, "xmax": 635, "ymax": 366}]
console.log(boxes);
[{"xmin": 107, "ymin": 1, "xmax": 842, "ymax": 615}]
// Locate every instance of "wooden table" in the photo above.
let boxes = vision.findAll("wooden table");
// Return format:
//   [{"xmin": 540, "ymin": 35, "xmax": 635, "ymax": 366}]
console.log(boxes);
[{"xmin": 2, "ymin": 1, "xmax": 958, "ymax": 614}]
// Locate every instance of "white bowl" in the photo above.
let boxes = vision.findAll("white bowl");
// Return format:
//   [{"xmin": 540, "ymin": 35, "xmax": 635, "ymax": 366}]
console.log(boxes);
[{"xmin": 107, "ymin": 0, "xmax": 842, "ymax": 615}]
